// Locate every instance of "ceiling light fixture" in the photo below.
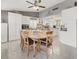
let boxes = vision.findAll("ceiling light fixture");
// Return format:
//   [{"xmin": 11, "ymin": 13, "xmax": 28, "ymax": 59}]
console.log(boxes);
[
  {"xmin": 26, "ymin": 0, "xmax": 45, "ymax": 11},
  {"xmin": 33, "ymin": 6, "xmax": 39, "ymax": 10}
]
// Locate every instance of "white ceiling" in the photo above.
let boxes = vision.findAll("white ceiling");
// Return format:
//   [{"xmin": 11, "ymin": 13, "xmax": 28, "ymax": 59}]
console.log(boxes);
[{"xmin": 1, "ymin": 0, "xmax": 65, "ymax": 12}]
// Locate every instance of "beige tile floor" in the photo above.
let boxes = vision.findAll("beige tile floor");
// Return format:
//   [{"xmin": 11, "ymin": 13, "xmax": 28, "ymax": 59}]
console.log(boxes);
[{"xmin": 1, "ymin": 36, "xmax": 76, "ymax": 59}]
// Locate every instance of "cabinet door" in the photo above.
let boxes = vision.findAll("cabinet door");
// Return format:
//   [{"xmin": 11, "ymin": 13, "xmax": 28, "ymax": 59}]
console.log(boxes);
[
  {"xmin": 60, "ymin": 7, "xmax": 77, "ymax": 47},
  {"xmin": 1, "ymin": 23, "xmax": 7, "ymax": 42},
  {"xmin": 14, "ymin": 13, "xmax": 22, "ymax": 39},
  {"xmin": 8, "ymin": 12, "xmax": 22, "ymax": 41}
]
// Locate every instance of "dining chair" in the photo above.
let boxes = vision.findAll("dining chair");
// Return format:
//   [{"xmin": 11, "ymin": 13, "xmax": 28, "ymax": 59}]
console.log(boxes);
[
  {"xmin": 20, "ymin": 30, "xmax": 34, "ymax": 56},
  {"xmin": 30, "ymin": 31, "xmax": 42, "ymax": 57},
  {"xmin": 40, "ymin": 31, "xmax": 53, "ymax": 59},
  {"xmin": 20, "ymin": 31, "xmax": 26, "ymax": 50}
]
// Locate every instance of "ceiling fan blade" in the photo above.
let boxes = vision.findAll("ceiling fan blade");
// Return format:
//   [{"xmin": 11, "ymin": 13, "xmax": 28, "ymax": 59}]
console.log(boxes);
[
  {"xmin": 26, "ymin": 1, "xmax": 34, "ymax": 5},
  {"xmin": 28, "ymin": 6, "xmax": 33, "ymax": 8},
  {"xmin": 39, "ymin": 6, "xmax": 45, "ymax": 8}
]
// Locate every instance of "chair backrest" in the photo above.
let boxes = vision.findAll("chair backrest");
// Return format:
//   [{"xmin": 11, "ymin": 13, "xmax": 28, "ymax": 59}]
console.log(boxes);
[
  {"xmin": 46, "ymin": 31, "xmax": 53, "ymax": 47},
  {"xmin": 22, "ymin": 31, "xmax": 28, "ymax": 38},
  {"xmin": 46, "ymin": 31, "xmax": 53, "ymax": 38},
  {"xmin": 21, "ymin": 31, "xmax": 29, "ymax": 44}
]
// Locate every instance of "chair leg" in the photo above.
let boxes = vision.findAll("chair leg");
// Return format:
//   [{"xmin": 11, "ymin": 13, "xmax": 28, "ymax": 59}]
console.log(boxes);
[
  {"xmin": 34, "ymin": 44, "xmax": 38, "ymax": 57},
  {"xmin": 37, "ymin": 39, "xmax": 41, "ymax": 52},
  {"xmin": 33, "ymin": 47, "xmax": 37, "ymax": 57},
  {"xmin": 46, "ymin": 48, "xmax": 48, "ymax": 59},
  {"xmin": 20, "ymin": 43, "xmax": 24, "ymax": 50},
  {"xmin": 27, "ymin": 46, "xmax": 30, "ymax": 56},
  {"xmin": 21, "ymin": 47, "xmax": 23, "ymax": 50},
  {"xmin": 51, "ymin": 40, "xmax": 53, "ymax": 54}
]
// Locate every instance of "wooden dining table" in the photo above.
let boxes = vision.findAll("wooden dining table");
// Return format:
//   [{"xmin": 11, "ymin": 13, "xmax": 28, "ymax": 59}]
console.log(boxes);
[
  {"xmin": 29, "ymin": 30, "xmax": 47, "ymax": 39},
  {"xmin": 21, "ymin": 29, "xmax": 53, "ymax": 57}
]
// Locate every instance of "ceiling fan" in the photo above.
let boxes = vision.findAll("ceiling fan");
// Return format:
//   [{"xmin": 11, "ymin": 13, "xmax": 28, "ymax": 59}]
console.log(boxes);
[{"xmin": 26, "ymin": 0, "xmax": 45, "ymax": 10}]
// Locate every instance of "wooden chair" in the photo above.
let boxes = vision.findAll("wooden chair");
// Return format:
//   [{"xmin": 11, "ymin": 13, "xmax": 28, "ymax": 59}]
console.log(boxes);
[
  {"xmin": 40, "ymin": 31, "xmax": 53, "ymax": 59},
  {"xmin": 20, "ymin": 30, "xmax": 34, "ymax": 56},
  {"xmin": 20, "ymin": 31, "xmax": 27, "ymax": 49}
]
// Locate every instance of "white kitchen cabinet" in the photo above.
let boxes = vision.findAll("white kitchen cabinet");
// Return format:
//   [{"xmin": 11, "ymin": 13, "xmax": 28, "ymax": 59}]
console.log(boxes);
[
  {"xmin": 8, "ymin": 12, "xmax": 22, "ymax": 41},
  {"xmin": 1, "ymin": 23, "xmax": 7, "ymax": 42},
  {"xmin": 60, "ymin": 7, "xmax": 77, "ymax": 48}
]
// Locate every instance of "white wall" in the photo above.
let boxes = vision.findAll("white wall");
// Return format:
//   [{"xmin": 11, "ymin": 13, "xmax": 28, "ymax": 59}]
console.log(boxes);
[
  {"xmin": 22, "ymin": 16, "xmax": 30, "ymax": 24},
  {"xmin": 22, "ymin": 16, "xmax": 38, "ymax": 29},
  {"xmin": 1, "ymin": 23, "xmax": 7, "ymax": 42},
  {"xmin": 42, "ymin": 18, "xmax": 56, "ymax": 27},
  {"xmin": 22, "ymin": 16, "xmax": 58, "ymax": 29},
  {"xmin": 8, "ymin": 12, "xmax": 22, "ymax": 41},
  {"xmin": 59, "ymin": 7, "xmax": 77, "ymax": 48}
]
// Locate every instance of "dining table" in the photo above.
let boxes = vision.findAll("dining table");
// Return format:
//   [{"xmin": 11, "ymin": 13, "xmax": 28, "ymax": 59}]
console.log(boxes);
[{"xmin": 21, "ymin": 29, "xmax": 53, "ymax": 57}]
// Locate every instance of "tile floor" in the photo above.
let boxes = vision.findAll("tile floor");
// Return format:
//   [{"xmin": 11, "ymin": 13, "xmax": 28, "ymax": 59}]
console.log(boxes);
[{"xmin": 1, "ymin": 36, "xmax": 77, "ymax": 59}]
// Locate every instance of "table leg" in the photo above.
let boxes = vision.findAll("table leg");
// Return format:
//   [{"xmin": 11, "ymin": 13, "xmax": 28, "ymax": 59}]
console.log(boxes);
[{"xmin": 33, "ymin": 39, "xmax": 36, "ymax": 57}]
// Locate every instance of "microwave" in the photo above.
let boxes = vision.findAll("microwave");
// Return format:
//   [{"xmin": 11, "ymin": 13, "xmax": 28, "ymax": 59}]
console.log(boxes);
[{"xmin": 22, "ymin": 24, "xmax": 29, "ymax": 29}]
